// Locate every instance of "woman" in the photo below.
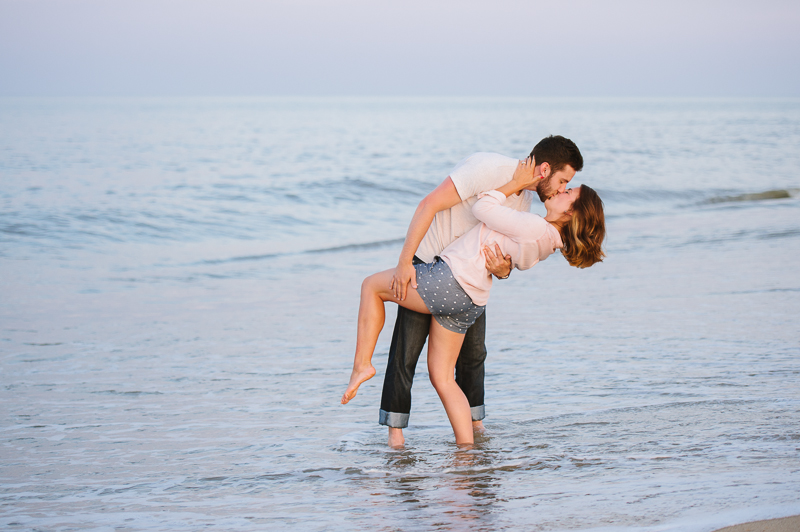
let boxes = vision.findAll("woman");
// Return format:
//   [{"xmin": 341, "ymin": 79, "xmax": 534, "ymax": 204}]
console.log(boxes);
[{"xmin": 341, "ymin": 158, "xmax": 605, "ymax": 445}]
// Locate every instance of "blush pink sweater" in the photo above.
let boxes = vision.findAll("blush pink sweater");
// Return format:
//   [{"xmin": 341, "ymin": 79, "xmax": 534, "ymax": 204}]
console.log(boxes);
[{"xmin": 439, "ymin": 190, "xmax": 563, "ymax": 306}]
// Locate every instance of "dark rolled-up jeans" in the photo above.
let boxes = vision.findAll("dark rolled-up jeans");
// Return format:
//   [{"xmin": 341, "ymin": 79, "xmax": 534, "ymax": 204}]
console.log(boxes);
[{"xmin": 379, "ymin": 257, "xmax": 487, "ymax": 429}]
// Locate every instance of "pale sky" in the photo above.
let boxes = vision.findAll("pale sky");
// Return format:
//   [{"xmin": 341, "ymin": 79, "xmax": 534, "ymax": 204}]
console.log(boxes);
[{"xmin": 1, "ymin": 0, "xmax": 798, "ymax": 97}]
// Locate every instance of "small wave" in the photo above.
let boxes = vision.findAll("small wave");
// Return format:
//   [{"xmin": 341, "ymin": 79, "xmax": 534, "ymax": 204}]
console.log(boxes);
[
  {"xmin": 715, "ymin": 287, "xmax": 800, "ymax": 296},
  {"xmin": 197, "ymin": 238, "xmax": 404, "ymax": 265},
  {"xmin": 599, "ymin": 188, "xmax": 700, "ymax": 203},
  {"xmin": 703, "ymin": 188, "xmax": 799, "ymax": 204},
  {"xmin": 23, "ymin": 342, "xmax": 63, "ymax": 346},
  {"xmin": 0, "ymin": 222, "xmax": 45, "ymax": 237},
  {"xmin": 91, "ymin": 390, "xmax": 164, "ymax": 396},
  {"xmin": 673, "ymin": 227, "xmax": 800, "ymax": 248},
  {"xmin": 599, "ymin": 187, "xmax": 799, "ymax": 208},
  {"xmin": 308, "ymin": 238, "xmax": 405, "ymax": 254},
  {"xmin": 761, "ymin": 228, "xmax": 800, "ymax": 239},
  {"xmin": 513, "ymin": 398, "xmax": 763, "ymax": 426},
  {"xmin": 301, "ymin": 177, "xmax": 423, "ymax": 200}
]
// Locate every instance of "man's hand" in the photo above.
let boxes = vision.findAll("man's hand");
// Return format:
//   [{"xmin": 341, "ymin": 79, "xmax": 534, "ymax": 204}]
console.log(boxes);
[
  {"xmin": 483, "ymin": 244, "xmax": 512, "ymax": 279},
  {"xmin": 391, "ymin": 261, "xmax": 418, "ymax": 300}
]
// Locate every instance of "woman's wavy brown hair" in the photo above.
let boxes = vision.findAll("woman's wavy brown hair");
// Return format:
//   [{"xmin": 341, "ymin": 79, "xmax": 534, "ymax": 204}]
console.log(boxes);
[{"xmin": 560, "ymin": 185, "xmax": 606, "ymax": 268}]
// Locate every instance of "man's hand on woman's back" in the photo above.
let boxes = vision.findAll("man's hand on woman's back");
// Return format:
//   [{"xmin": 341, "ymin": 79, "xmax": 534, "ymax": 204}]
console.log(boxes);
[{"xmin": 483, "ymin": 243, "xmax": 512, "ymax": 279}]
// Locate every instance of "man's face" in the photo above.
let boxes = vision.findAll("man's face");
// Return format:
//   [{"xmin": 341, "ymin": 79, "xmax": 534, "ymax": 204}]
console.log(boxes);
[{"xmin": 536, "ymin": 164, "xmax": 576, "ymax": 202}]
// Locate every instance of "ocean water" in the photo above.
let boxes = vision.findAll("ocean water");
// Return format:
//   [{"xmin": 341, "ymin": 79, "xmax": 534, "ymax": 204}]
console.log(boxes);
[{"xmin": 1, "ymin": 97, "xmax": 799, "ymax": 531}]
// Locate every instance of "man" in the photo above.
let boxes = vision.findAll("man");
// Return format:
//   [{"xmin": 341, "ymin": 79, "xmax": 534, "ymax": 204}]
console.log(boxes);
[{"xmin": 380, "ymin": 135, "xmax": 584, "ymax": 447}]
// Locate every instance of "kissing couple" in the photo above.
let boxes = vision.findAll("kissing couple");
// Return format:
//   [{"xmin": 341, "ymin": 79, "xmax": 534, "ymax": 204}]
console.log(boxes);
[{"xmin": 342, "ymin": 136, "xmax": 605, "ymax": 447}]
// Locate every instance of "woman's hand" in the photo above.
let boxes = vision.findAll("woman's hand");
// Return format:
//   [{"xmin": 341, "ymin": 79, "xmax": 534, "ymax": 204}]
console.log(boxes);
[
  {"xmin": 391, "ymin": 261, "xmax": 417, "ymax": 300},
  {"xmin": 496, "ymin": 156, "xmax": 539, "ymax": 198},
  {"xmin": 511, "ymin": 156, "xmax": 537, "ymax": 190}
]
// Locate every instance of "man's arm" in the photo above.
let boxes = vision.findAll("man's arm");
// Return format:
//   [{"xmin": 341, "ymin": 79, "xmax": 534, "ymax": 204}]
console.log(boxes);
[{"xmin": 391, "ymin": 177, "xmax": 462, "ymax": 301}]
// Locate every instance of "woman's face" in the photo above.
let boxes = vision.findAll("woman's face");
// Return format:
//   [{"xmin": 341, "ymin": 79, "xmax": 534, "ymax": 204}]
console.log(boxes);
[{"xmin": 545, "ymin": 186, "xmax": 581, "ymax": 216}]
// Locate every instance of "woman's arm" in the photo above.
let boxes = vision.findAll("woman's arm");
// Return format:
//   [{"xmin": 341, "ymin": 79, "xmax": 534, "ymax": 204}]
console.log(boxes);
[
  {"xmin": 473, "ymin": 156, "xmax": 548, "ymax": 240},
  {"xmin": 472, "ymin": 191, "xmax": 548, "ymax": 241}
]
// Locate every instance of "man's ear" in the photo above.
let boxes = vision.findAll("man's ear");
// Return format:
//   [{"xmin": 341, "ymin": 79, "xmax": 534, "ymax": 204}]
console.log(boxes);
[{"xmin": 540, "ymin": 162, "xmax": 551, "ymax": 178}]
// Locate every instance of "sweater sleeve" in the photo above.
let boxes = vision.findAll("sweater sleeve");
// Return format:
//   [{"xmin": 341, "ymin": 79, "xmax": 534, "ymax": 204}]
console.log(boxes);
[{"xmin": 472, "ymin": 190, "xmax": 549, "ymax": 241}]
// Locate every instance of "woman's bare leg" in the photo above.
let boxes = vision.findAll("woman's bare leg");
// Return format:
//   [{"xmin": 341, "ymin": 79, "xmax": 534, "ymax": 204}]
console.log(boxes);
[
  {"xmin": 427, "ymin": 321, "xmax": 473, "ymax": 445},
  {"xmin": 341, "ymin": 268, "xmax": 429, "ymax": 404}
]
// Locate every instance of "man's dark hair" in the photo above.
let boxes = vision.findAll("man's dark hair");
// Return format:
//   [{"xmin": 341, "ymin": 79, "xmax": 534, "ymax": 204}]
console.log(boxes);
[{"xmin": 530, "ymin": 135, "xmax": 583, "ymax": 173}]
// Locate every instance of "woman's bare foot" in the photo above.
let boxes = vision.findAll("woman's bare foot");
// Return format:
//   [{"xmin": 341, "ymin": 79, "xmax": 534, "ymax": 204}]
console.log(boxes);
[
  {"xmin": 341, "ymin": 365, "xmax": 376, "ymax": 404},
  {"xmin": 387, "ymin": 427, "xmax": 404, "ymax": 448},
  {"xmin": 472, "ymin": 420, "xmax": 485, "ymax": 433}
]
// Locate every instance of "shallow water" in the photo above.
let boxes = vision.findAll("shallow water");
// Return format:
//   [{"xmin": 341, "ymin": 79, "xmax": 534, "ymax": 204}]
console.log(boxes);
[{"xmin": 1, "ymin": 97, "xmax": 799, "ymax": 531}]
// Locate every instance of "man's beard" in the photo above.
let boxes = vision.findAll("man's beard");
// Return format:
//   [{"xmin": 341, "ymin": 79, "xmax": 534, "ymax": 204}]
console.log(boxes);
[{"xmin": 537, "ymin": 174, "xmax": 558, "ymax": 202}]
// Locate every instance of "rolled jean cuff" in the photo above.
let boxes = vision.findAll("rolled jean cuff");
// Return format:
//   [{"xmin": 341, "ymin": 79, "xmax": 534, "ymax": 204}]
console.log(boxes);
[
  {"xmin": 379, "ymin": 409, "xmax": 409, "ymax": 428},
  {"xmin": 471, "ymin": 405, "xmax": 485, "ymax": 422}
]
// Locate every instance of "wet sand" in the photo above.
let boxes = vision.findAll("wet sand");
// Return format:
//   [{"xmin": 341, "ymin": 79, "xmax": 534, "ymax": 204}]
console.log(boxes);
[{"xmin": 714, "ymin": 515, "xmax": 800, "ymax": 532}]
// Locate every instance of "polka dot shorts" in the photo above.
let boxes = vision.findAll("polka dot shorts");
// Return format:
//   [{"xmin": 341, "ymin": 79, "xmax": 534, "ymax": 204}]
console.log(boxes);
[{"xmin": 414, "ymin": 257, "xmax": 485, "ymax": 334}]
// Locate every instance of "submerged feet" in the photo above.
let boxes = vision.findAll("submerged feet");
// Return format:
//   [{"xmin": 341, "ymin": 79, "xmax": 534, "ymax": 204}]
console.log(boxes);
[
  {"xmin": 341, "ymin": 364, "xmax": 376, "ymax": 404},
  {"xmin": 385, "ymin": 420, "xmax": 482, "ymax": 448}
]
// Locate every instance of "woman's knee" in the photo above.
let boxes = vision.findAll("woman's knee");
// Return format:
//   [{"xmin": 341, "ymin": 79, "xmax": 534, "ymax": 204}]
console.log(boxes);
[
  {"xmin": 361, "ymin": 273, "xmax": 381, "ymax": 295},
  {"xmin": 428, "ymin": 366, "xmax": 455, "ymax": 391}
]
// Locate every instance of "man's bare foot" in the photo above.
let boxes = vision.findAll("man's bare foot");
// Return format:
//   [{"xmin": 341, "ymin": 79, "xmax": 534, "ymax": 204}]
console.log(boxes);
[
  {"xmin": 388, "ymin": 427, "xmax": 404, "ymax": 448},
  {"xmin": 341, "ymin": 364, "xmax": 376, "ymax": 404},
  {"xmin": 472, "ymin": 420, "xmax": 484, "ymax": 433}
]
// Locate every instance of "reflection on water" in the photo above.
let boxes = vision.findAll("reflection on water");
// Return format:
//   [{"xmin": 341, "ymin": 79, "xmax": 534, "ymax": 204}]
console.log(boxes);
[{"xmin": 361, "ymin": 440, "xmax": 501, "ymax": 531}]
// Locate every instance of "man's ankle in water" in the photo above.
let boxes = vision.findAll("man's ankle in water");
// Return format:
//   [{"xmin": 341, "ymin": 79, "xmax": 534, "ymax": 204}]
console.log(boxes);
[{"xmin": 388, "ymin": 427, "xmax": 404, "ymax": 448}]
